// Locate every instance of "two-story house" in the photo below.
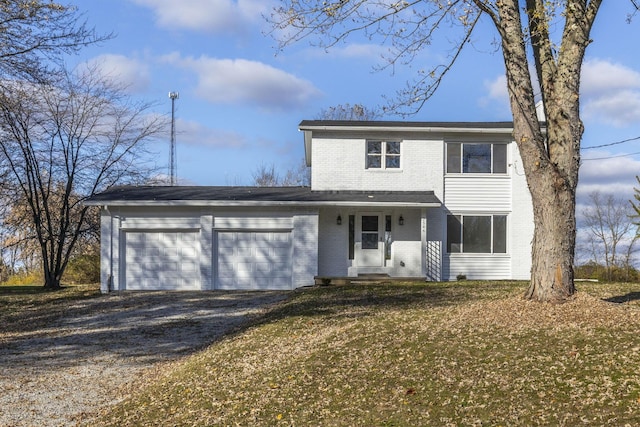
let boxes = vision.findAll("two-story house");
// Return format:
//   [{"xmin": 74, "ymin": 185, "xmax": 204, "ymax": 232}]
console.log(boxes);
[{"xmin": 87, "ymin": 120, "xmax": 534, "ymax": 292}]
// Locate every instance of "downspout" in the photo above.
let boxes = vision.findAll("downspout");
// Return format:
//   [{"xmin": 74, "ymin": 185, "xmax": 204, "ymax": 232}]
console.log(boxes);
[{"xmin": 104, "ymin": 205, "xmax": 113, "ymax": 292}]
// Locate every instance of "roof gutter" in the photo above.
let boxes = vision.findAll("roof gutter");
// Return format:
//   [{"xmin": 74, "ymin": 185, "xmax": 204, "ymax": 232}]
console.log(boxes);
[
  {"xmin": 298, "ymin": 124, "xmax": 516, "ymax": 134},
  {"xmin": 85, "ymin": 200, "xmax": 441, "ymax": 208}
]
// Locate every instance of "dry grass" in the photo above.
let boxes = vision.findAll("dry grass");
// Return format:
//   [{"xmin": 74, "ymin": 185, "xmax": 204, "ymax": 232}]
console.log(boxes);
[
  {"xmin": 89, "ymin": 281, "xmax": 640, "ymax": 427},
  {"xmin": 0, "ymin": 283, "xmax": 101, "ymax": 333}
]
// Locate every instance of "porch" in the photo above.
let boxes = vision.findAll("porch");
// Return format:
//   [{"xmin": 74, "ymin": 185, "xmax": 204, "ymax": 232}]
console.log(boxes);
[
  {"xmin": 317, "ymin": 206, "xmax": 443, "ymax": 281},
  {"xmin": 313, "ymin": 275, "xmax": 430, "ymax": 286}
]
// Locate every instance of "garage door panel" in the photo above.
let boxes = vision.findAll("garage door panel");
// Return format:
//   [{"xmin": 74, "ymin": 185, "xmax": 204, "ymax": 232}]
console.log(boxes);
[
  {"xmin": 216, "ymin": 231, "xmax": 292, "ymax": 290},
  {"xmin": 234, "ymin": 263, "xmax": 253, "ymax": 274},
  {"xmin": 162, "ymin": 246, "xmax": 178, "ymax": 256},
  {"xmin": 181, "ymin": 250, "xmax": 197, "ymax": 259},
  {"xmin": 181, "ymin": 263, "xmax": 197, "ymax": 272},
  {"xmin": 253, "ymin": 250, "xmax": 272, "ymax": 261},
  {"xmin": 271, "ymin": 263, "xmax": 290, "ymax": 275},
  {"xmin": 237, "ymin": 247, "xmax": 253, "ymax": 257},
  {"xmin": 237, "ymin": 239, "xmax": 254, "ymax": 248},
  {"xmin": 146, "ymin": 247, "xmax": 161, "ymax": 257},
  {"xmin": 125, "ymin": 231, "xmax": 200, "ymax": 291},
  {"xmin": 218, "ymin": 232, "xmax": 236, "ymax": 244},
  {"xmin": 217, "ymin": 262, "xmax": 235, "ymax": 275},
  {"xmin": 180, "ymin": 233, "xmax": 196, "ymax": 242},
  {"xmin": 271, "ymin": 232, "xmax": 290, "ymax": 242},
  {"xmin": 160, "ymin": 233, "xmax": 176, "ymax": 244},
  {"xmin": 217, "ymin": 254, "xmax": 234, "ymax": 263},
  {"xmin": 254, "ymin": 262, "xmax": 272, "ymax": 275}
]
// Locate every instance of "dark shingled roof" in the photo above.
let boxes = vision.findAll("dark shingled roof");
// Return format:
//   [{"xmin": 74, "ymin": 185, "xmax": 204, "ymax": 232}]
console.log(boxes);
[
  {"xmin": 298, "ymin": 120, "xmax": 515, "ymax": 129},
  {"xmin": 85, "ymin": 186, "xmax": 441, "ymax": 207}
]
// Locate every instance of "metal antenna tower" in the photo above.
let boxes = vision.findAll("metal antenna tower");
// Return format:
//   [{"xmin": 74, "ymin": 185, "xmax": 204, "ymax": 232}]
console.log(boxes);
[{"xmin": 169, "ymin": 91, "xmax": 179, "ymax": 185}]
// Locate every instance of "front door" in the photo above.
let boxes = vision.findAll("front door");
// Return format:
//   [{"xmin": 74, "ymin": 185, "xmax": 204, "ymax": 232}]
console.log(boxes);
[{"xmin": 358, "ymin": 213, "xmax": 384, "ymax": 267}]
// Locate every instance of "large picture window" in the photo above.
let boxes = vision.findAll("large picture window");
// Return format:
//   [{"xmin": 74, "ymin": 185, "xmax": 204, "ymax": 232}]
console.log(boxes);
[
  {"xmin": 367, "ymin": 140, "xmax": 401, "ymax": 169},
  {"xmin": 446, "ymin": 142, "xmax": 507, "ymax": 174},
  {"xmin": 447, "ymin": 214, "xmax": 508, "ymax": 254}
]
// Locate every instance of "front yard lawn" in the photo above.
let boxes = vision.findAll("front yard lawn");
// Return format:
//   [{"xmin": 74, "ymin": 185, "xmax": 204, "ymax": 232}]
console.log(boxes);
[{"xmin": 92, "ymin": 281, "xmax": 640, "ymax": 426}]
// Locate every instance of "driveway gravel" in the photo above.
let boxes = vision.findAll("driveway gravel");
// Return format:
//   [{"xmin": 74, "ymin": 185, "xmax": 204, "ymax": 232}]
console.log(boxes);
[{"xmin": 0, "ymin": 290, "xmax": 289, "ymax": 427}]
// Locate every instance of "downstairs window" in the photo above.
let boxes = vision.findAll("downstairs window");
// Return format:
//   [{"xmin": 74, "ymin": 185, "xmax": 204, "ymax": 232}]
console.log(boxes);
[{"xmin": 447, "ymin": 214, "xmax": 507, "ymax": 254}]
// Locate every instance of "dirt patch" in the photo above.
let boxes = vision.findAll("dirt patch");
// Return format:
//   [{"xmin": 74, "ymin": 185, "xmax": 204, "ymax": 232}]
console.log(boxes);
[{"xmin": 0, "ymin": 290, "xmax": 289, "ymax": 427}]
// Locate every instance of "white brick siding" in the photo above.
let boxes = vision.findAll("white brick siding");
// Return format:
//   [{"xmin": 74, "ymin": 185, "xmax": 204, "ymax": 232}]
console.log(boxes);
[
  {"xmin": 509, "ymin": 146, "xmax": 534, "ymax": 280},
  {"xmin": 292, "ymin": 212, "xmax": 319, "ymax": 286},
  {"xmin": 311, "ymin": 138, "xmax": 444, "ymax": 198},
  {"xmin": 317, "ymin": 207, "xmax": 350, "ymax": 276}
]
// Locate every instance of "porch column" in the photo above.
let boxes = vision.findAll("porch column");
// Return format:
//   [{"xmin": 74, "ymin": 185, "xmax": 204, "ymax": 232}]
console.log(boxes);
[{"xmin": 421, "ymin": 208, "xmax": 427, "ymax": 278}]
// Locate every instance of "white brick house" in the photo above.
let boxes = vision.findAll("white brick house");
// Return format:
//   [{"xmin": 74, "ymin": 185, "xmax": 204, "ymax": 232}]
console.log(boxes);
[{"xmin": 87, "ymin": 120, "xmax": 534, "ymax": 292}]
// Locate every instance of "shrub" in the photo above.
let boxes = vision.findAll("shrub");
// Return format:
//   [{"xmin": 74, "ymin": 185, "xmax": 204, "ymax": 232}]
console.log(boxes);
[
  {"xmin": 2, "ymin": 270, "xmax": 43, "ymax": 286},
  {"xmin": 63, "ymin": 254, "xmax": 100, "ymax": 284},
  {"xmin": 574, "ymin": 263, "xmax": 639, "ymax": 282}
]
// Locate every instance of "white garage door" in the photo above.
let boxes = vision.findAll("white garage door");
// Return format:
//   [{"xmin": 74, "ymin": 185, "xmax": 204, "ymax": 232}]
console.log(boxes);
[
  {"xmin": 125, "ymin": 231, "xmax": 200, "ymax": 290},
  {"xmin": 217, "ymin": 231, "xmax": 292, "ymax": 290}
]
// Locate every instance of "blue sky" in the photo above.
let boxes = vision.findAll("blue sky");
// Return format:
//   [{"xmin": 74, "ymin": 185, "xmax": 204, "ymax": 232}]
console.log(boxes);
[{"xmin": 72, "ymin": 1, "xmax": 640, "ymax": 208}]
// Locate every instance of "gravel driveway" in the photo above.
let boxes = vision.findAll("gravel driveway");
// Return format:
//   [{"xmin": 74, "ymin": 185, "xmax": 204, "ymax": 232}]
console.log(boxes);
[{"xmin": 0, "ymin": 290, "xmax": 289, "ymax": 427}]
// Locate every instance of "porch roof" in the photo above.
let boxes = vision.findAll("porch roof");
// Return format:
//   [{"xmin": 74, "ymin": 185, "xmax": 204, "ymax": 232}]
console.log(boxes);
[{"xmin": 85, "ymin": 186, "xmax": 441, "ymax": 208}]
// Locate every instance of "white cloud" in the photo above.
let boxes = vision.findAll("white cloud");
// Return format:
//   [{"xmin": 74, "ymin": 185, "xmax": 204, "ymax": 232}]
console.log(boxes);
[
  {"xmin": 175, "ymin": 118, "xmax": 248, "ymax": 148},
  {"xmin": 83, "ymin": 54, "xmax": 150, "ymax": 93},
  {"xmin": 479, "ymin": 60, "xmax": 640, "ymax": 126},
  {"xmin": 130, "ymin": 0, "xmax": 269, "ymax": 34},
  {"xmin": 305, "ymin": 43, "xmax": 388, "ymax": 60},
  {"xmin": 479, "ymin": 74, "xmax": 510, "ymax": 115},
  {"xmin": 581, "ymin": 59, "xmax": 640, "ymax": 97},
  {"xmin": 582, "ymin": 89, "xmax": 640, "ymax": 127},
  {"xmin": 581, "ymin": 59, "xmax": 640, "ymax": 126},
  {"xmin": 485, "ymin": 74, "xmax": 508, "ymax": 101},
  {"xmin": 162, "ymin": 53, "xmax": 322, "ymax": 110},
  {"xmin": 577, "ymin": 154, "xmax": 640, "ymax": 203}
]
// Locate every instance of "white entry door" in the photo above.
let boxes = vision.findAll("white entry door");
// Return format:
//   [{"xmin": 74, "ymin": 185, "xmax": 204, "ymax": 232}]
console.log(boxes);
[{"xmin": 358, "ymin": 214, "xmax": 384, "ymax": 267}]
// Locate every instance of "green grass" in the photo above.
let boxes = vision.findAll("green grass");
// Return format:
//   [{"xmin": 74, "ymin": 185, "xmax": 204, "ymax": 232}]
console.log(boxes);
[{"xmin": 89, "ymin": 281, "xmax": 640, "ymax": 426}]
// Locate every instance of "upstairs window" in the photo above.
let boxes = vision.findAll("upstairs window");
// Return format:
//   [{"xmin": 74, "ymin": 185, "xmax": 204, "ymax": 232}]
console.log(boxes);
[
  {"xmin": 367, "ymin": 141, "xmax": 401, "ymax": 169},
  {"xmin": 447, "ymin": 142, "xmax": 507, "ymax": 174},
  {"xmin": 447, "ymin": 214, "xmax": 507, "ymax": 254}
]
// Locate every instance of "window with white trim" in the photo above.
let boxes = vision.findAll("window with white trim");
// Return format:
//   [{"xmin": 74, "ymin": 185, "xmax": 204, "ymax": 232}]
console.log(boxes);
[
  {"xmin": 447, "ymin": 214, "xmax": 507, "ymax": 253},
  {"xmin": 366, "ymin": 140, "xmax": 401, "ymax": 169},
  {"xmin": 446, "ymin": 142, "xmax": 507, "ymax": 174}
]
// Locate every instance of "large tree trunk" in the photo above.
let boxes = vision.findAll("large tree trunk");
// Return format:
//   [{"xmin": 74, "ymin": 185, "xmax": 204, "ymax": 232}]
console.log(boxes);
[
  {"xmin": 514, "ymin": 118, "xmax": 581, "ymax": 303},
  {"xmin": 43, "ymin": 275, "xmax": 62, "ymax": 290},
  {"xmin": 525, "ymin": 175, "xmax": 577, "ymax": 302},
  {"xmin": 42, "ymin": 256, "xmax": 63, "ymax": 290},
  {"xmin": 492, "ymin": 0, "xmax": 599, "ymax": 302}
]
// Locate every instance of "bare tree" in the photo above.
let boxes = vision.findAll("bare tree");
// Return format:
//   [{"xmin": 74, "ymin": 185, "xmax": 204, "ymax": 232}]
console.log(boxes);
[
  {"xmin": 580, "ymin": 192, "xmax": 639, "ymax": 281},
  {"xmin": 0, "ymin": 68, "xmax": 166, "ymax": 289},
  {"xmin": 0, "ymin": 1, "xmax": 105, "ymax": 82},
  {"xmin": 269, "ymin": 1, "xmax": 629, "ymax": 302},
  {"xmin": 281, "ymin": 159, "xmax": 311, "ymax": 186},
  {"xmin": 316, "ymin": 103, "xmax": 381, "ymax": 121},
  {"xmin": 629, "ymin": 175, "xmax": 640, "ymax": 261},
  {"xmin": 631, "ymin": 0, "xmax": 640, "ymax": 20},
  {"xmin": 0, "ymin": 193, "xmax": 43, "ymax": 274},
  {"xmin": 253, "ymin": 160, "xmax": 311, "ymax": 187},
  {"xmin": 252, "ymin": 163, "xmax": 281, "ymax": 187}
]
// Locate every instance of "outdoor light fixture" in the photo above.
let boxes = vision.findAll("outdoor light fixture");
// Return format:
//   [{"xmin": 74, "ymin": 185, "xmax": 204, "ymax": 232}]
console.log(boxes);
[
  {"xmin": 399, "ymin": 215, "xmax": 404, "ymax": 226},
  {"xmin": 337, "ymin": 215, "xmax": 342, "ymax": 225}
]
